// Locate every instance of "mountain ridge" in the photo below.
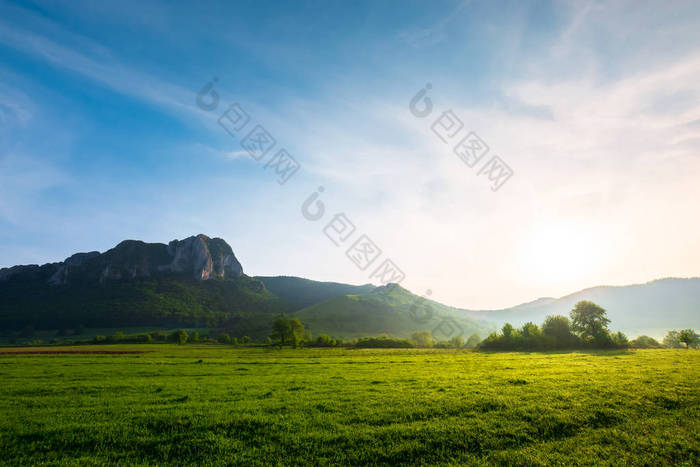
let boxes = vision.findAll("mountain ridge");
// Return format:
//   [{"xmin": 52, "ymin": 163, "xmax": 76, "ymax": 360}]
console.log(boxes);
[
  {"xmin": 466, "ymin": 277, "xmax": 700, "ymax": 338},
  {"xmin": 1, "ymin": 235, "xmax": 698, "ymax": 338}
]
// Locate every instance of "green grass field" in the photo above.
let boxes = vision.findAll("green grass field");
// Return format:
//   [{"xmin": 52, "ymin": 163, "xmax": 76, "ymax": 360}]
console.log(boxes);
[{"xmin": 1, "ymin": 346, "xmax": 698, "ymax": 466}]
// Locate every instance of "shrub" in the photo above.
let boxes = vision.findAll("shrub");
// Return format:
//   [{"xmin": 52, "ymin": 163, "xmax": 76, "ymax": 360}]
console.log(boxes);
[
  {"xmin": 309, "ymin": 334, "xmax": 337, "ymax": 347},
  {"xmin": 355, "ymin": 336, "xmax": 414, "ymax": 348},
  {"xmin": 631, "ymin": 335, "xmax": 661, "ymax": 349},
  {"xmin": 173, "ymin": 330, "xmax": 188, "ymax": 345},
  {"xmin": 465, "ymin": 333, "xmax": 481, "ymax": 348},
  {"xmin": 410, "ymin": 330, "xmax": 434, "ymax": 347},
  {"xmin": 109, "ymin": 332, "xmax": 126, "ymax": 343},
  {"xmin": 151, "ymin": 331, "xmax": 168, "ymax": 342},
  {"xmin": 218, "ymin": 334, "xmax": 231, "ymax": 344}
]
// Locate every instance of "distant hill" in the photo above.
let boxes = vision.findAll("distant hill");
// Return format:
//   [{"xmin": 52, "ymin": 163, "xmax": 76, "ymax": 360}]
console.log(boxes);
[
  {"xmin": 294, "ymin": 284, "xmax": 496, "ymax": 340},
  {"xmin": 0, "ymin": 235, "xmax": 291, "ymax": 331},
  {"xmin": 255, "ymin": 276, "xmax": 376, "ymax": 310},
  {"xmin": 1, "ymin": 234, "xmax": 698, "ymax": 340},
  {"xmin": 466, "ymin": 278, "xmax": 700, "ymax": 338}
]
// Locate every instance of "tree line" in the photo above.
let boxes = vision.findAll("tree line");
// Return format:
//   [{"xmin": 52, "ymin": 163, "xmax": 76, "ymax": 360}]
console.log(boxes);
[
  {"xmin": 4, "ymin": 301, "xmax": 698, "ymax": 350},
  {"xmin": 478, "ymin": 301, "xmax": 699, "ymax": 350}
]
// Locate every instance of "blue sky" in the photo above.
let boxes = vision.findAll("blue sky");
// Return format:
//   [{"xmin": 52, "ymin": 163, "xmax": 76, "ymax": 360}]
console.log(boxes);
[{"xmin": 1, "ymin": 0, "xmax": 700, "ymax": 309}]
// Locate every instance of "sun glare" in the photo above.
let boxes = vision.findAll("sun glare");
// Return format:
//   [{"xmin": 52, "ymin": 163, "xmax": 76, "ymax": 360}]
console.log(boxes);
[{"xmin": 520, "ymin": 220, "xmax": 604, "ymax": 285}]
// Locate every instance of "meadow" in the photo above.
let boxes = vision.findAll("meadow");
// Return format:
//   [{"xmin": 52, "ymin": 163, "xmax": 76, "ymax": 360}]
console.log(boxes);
[{"xmin": 0, "ymin": 346, "xmax": 698, "ymax": 466}]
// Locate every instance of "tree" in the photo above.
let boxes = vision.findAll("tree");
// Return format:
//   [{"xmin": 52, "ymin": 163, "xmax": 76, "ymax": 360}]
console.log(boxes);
[
  {"xmin": 678, "ymin": 329, "xmax": 699, "ymax": 349},
  {"xmin": 411, "ymin": 330, "xmax": 434, "ymax": 347},
  {"xmin": 271, "ymin": 317, "xmax": 292, "ymax": 345},
  {"xmin": 570, "ymin": 301, "xmax": 610, "ymax": 345},
  {"xmin": 448, "ymin": 336, "xmax": 464, "ymax": 348},
  {"xmin": 151, "ymin": 330, "xmax": 167, "ymax": 341},
  {"xmin": 542, "ymin": 315, "xmax": 576, "ymax": 348},
  {"xmin": 191, "ymin": 331, "xmax": 200, "ymax": 343},
  {"xmin": 110, "ymin": 331, "xmax": 126, "ymax": 343},
  {"xmin": 241, "ymin": 336, "xmax": 251, "ymax": 344},
  {"xmin": 218, "ymin": 333, "xmax": 231, "ymax": 344},
  {"xmin": 289, "ymin": 318, "xmax": 305, "ymax": 347},
  {"xmin": 174, "ymin": 330, "xmax": 189, "ymax": 345},
  {"xmin": 270, "ymin": 317, "xmax": 305, "ymax": 347},
  {"xmin": 611, "ymin": 331, "xmax": 629, "ymax": 348},
  {"xmin": 465, "ymin": 333, "xmax": 481, "ymax": 348},
  {"xmin": 519, "ymin": 322, "xmax": 543, "ymax": 350},
  {"xmin": 663, "ymin": 330, "xmax": 683, "ymax": 348},
  {"xmin": 501, "ymin": 323, "xmax": 514, "ymax": 338},
  {"xmin": 313, "ymin": 334, "xmax": 335, "ymax": 347}
]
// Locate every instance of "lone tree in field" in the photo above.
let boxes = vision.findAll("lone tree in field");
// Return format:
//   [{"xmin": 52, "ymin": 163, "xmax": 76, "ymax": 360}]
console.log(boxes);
[
  {"xmin": 678, "ymin": 329, "xmax": 699, "ymax": 349},
  {"xmin": 270, "ymin": 317, "xmax": 306, "ymax": 347},
  {"xmin": 271, "ymin": 317, "xmax": 292, "ymax": 345},
  {"xmin": 570, "ymin": 301, "xmax": 610, "ymax": 345}
]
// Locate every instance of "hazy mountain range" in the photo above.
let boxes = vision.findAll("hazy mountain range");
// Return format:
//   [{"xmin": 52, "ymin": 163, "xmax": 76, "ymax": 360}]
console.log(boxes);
[
  {"xmin": 466, "ymin": 278, "xmax": 700, "ymax": 338},
  {"xmin": 0, "ymin": 234, "xmax": 697, "ymax": 339}
]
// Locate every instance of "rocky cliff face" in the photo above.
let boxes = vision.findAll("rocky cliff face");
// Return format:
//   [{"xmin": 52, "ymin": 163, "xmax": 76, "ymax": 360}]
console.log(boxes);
[
  {"xmin": 0, "ymin": 234, "xmax": 244, "ymax": 285},
  {"xmin": 160, "ymin": 235, "xmax": 243, "ymax": 280}
]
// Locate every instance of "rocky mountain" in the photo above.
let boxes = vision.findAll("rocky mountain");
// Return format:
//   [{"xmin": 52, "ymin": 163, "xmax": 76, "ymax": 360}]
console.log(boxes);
[
  {"xmin": 1, "ymin": 235, "xmax": 698, "ymax": 340},
  {"xmin": 0, "ymin": 235, "xmax": 287, "ymax": 331},
  {"xmin": 0, "ymin": 234, "xmax": 243, "ymax": 287}
]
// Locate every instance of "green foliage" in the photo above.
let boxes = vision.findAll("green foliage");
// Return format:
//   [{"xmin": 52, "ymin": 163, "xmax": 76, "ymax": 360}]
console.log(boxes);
[
  {"xmin": 151, "ymin": 330, "xmax": 168, "ymax": 341},
  {"xmin": 218, "ymin": 333, "xmax": 231, "ymax": 344},
  {"xmin": 294, "ymin": 285, "xmax": 496, "ymax": 340},
  {"xmin": 611, "ymin": 331, "xmax": 629, "ymax": 348},
  {"xmin": 663, "ymin": 330, "xmax": 683, "ymax": 348},
  {"xmin": 270, "ymin": 317, "xmax": 306, "ymax": 347},
  {"xmin": 542, "ymin": 315, "xmax": 577, "ymax": 348},
  {"xmin": 173, "ymin": 330, "xmax": 188, "ymax": 345},
  {"xmin": 410, "ymin": 330, "xmax": 434, "ymax": 347},
  {"xmin": 308, "ymin": 334, "xmax": 337, "ymax": 347},
  {"xmin": 480, "ymin": 303, "xmax": 628, "ymax": 351},
  {"xmin": 465, "ymin": 333, "xmax": 482, "ymax": 348},
  {"xmin": 110, "ymin": 332, "xmax": 126, "ymax": 343},
  {"xmin": 354, "ymin": 335, "xmax": 415, "ymax": 348},
  {"xmin": 631, "ymin": 335, "xmax": 662, "ymax": 348},
  {"xmin": 271, "ymin": 317, "xmax": 292, "ymax": 345},
  {"xmin": 678, "ymin": 329, "xmax": 699, "ymax": 348},
  {"xmin": 255, "ymin": 276, "xmax": 376, "ymax": 310},
  {"xmin": 240, "ymin": 336, "xmax": 251, "ymax": 344},
  {"xmin": 0, "ymin": 274, "xmax": 292, "ymax": 331},
  {"xmin": 448, "ymin": 335, "xmax": 464, "ymax": 348},
  {"xmin": 433, "ymin": 336, "xmax": 465, "ymax": 349},
  {"xmin": 570, "ymin": 301, "xmax": 611, "ymax": 345},
  {"xmin": 501, "ymin": 323, "xmax": 514, "ymax": 338}
]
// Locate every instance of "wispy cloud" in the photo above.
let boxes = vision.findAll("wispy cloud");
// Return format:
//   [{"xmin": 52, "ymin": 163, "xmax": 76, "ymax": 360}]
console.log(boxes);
[{"xmin": 0, "ymin": 15, "xmax": 196, "ymax": 119}]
